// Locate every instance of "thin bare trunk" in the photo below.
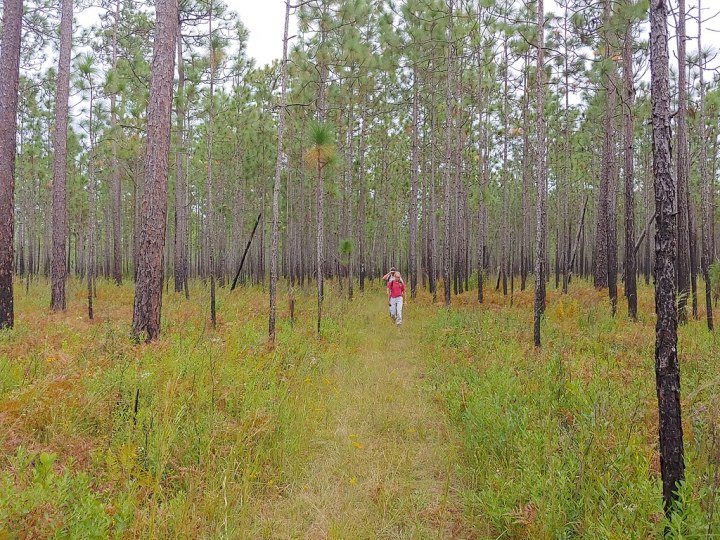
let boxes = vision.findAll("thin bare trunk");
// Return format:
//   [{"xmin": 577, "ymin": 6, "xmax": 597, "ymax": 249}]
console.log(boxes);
[
  {"xmin": 676, "ymin": 0, "xmax": 691, "ymax": 324},
  {"xmin": 650, "ymin": 0, "xmax": 685, "ymax": 514},
  {"xmin": 698, "ymin": 0, "xmax": 713, "ymax": 331},
  {"xmin": 534, "ymin": 0, "xmax": 547, "ymax": 347},
  {"xmin": 269, "ymin": 0, "xmax": 291, "ymax": 342},
  {"xmin": 50, "ymin": 0, "xmax": 73, "ymax": 312},
  {"xmin": 623, "ymin": 22, "xmax": 637, "ymax": 320},
  {"xmin": 0, "ymin": 0, "xmax": 22, "ymax": 328},
  {"xmin": 132, "ymin": 0, "xmax": 178, "ymax": 341}
]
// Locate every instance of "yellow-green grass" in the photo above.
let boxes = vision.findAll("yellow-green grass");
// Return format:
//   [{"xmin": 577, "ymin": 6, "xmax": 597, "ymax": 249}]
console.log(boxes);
[
  {"xmin": 0, "ymin": 277, "xmax": 718, "ymax": 538},
  {"xmin": 426, "ymin": 281, "xmax": 720, "ymax": 538}
]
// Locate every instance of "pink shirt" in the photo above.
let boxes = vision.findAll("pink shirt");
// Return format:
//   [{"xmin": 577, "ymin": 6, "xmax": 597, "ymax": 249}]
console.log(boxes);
[{"xmin": 388, "ymin": 280, "xmax": 405, "ymax": 298}]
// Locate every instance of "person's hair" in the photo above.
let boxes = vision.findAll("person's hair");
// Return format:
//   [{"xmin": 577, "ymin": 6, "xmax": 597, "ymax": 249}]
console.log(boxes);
[
  {"xmin": 394, "ymin": 271, "xmax": 404, "ymax": 284},
  {"xmin": 390, "ymin": 266, "xmax": 396, "ymax": 271}
]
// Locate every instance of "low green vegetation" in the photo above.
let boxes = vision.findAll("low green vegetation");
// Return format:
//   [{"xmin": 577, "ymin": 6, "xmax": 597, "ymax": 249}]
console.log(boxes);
[
  {"xmin": 0, "ymin": 279, "xmax": 718, "ymax": 538},
  {"xmin": 425, "ymin": 283, "xmax": 720, "ymax": 537}
]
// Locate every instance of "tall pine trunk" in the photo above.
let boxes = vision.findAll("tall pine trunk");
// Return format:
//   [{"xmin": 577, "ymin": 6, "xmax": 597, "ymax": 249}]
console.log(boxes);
[
  {"xmin": 132, "ymin": 0, "xmax": 178, "ymax": 341},
  {"xmin": 50, "ymin": 0, "xmax": 73, "ymax": 312},
  {"xmin": 269, "ymin": 0, "xmax": 291, "ymax": 342},
  {"xmin": 174, "ymin": 22, "xmax": 189, "ymax": 297},
  {"xmin": 442, "ymin": 0, "xmax": 454, "ymax": 307},
  {"xmin": 623, "ymin": 22, "xmax": 637, "ymax": 320},
  {"xmin": 0, "ymin": 0, "xmax": 23, "ymax": 328},
  {"xmin": 698, "ymin": 0, "xmax": 713, "ymax": 331},
  {"xmin": 409, "ymin": 71, "xmax": 419, "ymax": 299},
  {"xmin": 110, "ymin": 0, "xmax": 123, "ymax": 285},
  {"xmin": 650, "ymin": 0, "xmax": 685, "ymax": 514},
  {"xmin": 534, "ymin": 0, "xmax": 547, "ymax": 347},
  {"xmin": 675, "ymin": 0, "xmax": 691, "ymax": 324}
]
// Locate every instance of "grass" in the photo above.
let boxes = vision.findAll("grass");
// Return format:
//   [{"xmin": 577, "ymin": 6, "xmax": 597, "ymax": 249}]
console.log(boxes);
[
  {"xmin": 0, "ymin": 277, "xmax": 718, "ymax": 538},
  {"xmin": 425, "ymin": 281, "xmax": 720, "ymax": 538}
]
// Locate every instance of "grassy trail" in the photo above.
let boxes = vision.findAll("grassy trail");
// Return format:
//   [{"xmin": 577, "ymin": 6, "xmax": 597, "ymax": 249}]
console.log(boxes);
[{"xmin": 255, "ymin": 295, "xmax": 470, "ymax": 538}]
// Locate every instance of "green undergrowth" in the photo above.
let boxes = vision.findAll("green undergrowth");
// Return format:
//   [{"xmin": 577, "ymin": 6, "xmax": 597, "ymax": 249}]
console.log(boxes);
[
  {"xmin": 424, "ymin": 281, "xmax": 720, "ymax": 538},
  {"xmin": 1, "ymin": 278, "xmax": 719, "ymax": 538},
  {"xmin": 0, "ymin": 279, "xmax": 355, "ymax": 537}
]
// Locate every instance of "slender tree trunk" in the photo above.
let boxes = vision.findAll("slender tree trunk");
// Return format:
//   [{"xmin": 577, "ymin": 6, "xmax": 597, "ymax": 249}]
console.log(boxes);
[
  {"xmin": 429, "ymin": 97, "xmax": 437, "ymax": 303},
  {"xmin": 501, "ymin": 34, "xmax": 509, "ymax": 298},
  {"xmin": 50, "ymin": 0, "xmax": 73, "ymax": 312},
  {"xmin": 174, "ymin": 20, "xmax": 188, "ymax": 297},
  {"xmin": 561, "ymin": 15, "xmax": 571, "ymax": 294},
  {"xmin": 0, "ymin": 0, "xmax": 22, "ymax": 328},
  {"xmin": 110, "ymin": 0, "xmax": 122, "ymax": 285},
  {"xmin": 650, "ymin": 0, "xmax": 685, "ymax": 514},
  {"xmin": 623, "ymin": 22, "xmax": 637, "ymax": 320},
  {"xmin": 521, "ymin": 56, "xmax": 530, "ymax": 292},
  {"xmin": 87, "ymin": 84, "xmax": 97, "ymax": 320},
  {"xmin": 207, "ymin": 2, "xmax": 217, "ymax": 329},
  {"xmin": 132, "ymin": 0, "xmax": 177, "ymax": 341},
  {"xmin": 443, "ymin": 0, "xmax": 454, "ymax": 307},
  {"xmin": 676, "ymin": 0, "xmax": 691, "ymax": 325},
  {"xmin": 269, "ymin": 0, "xmax": 290, "ymax": 342},
  {"xmin": 477, "ymin": 50, "xmax": 486, "ymax": 303},
  {"xmin": 698, "ymin": 0, "xmax": 713, "ymax": 331},
  {"xmin": 409, "ymin": 71, "xmax": 419, "ymax": 299},
  {"xmin": 345, "ymin": 98, "xmax": 354, "ymax": 300},
  {"xmin": 534, "ymin": 0, "xmax": 547, "ymax": 347},
  {"xmin": 358, "ymin": 100, "xmax": 367, "ymax": 293}
]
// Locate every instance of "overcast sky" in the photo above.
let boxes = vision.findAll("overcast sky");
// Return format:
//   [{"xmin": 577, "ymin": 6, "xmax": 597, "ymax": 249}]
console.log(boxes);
[{"xmin": 234, "ymin": 0, "xmax": 298, "ymax": 67}]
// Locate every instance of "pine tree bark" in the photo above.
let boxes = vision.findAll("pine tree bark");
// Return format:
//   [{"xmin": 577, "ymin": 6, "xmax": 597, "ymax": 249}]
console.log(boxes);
[
  {"xmin": 698, "ymin": 0, "xmax": 713, "ymax": 331},
  {"xmin": 132, "ymin": 0, "xmax": 178, "ymax": 341},
  {"xmin": 650, "ymin": 0, "xmax": 685, "ymax": 514},
  {"xmin": 501, "ymin": 34, "xmax": 510, "ymax": 298},
  {"xmin": 520, "ymin": 77, "xmax": 530, "ymax": 292},
  {"xmin": 50, "ymin": 0, "xmax": 73, "ymax": 312},
  {"xmin": 409, "ymin": 71, "xmax": 419, "ymax": 299},
  {"xmin": 174, "ymin": 21, "xmax": 188, "ymax": 296},
  {"xmin": 207, "ymin": 2, "xmax": 217, "ymax": 329},
  {"xmin": 87, "ymin": 82, "xmax": 97, "ymax": 320},
  {"xmin": 316, "ymin": 36, "xmax": 328, "ymax": 335},
  {"xmin": 534, "ymin": 0, "xmax": 547, "ymax": 347},
  {"xmin": 110, "ymin": 0, "xmax": 122, "ymax": 285},
  {"xmin": 676, "ymin": 0, "xmax": 691, "ymax": 325},
  {"xmin": 358, "ymin": 100, "xmax": 367, "ymax": 292},
  {"xmin": 0, "ymin": 0, "xmax": 23, "ymax": 328},
  {"xmin": 269, "ymin": 0, "xmax": 290, "ymax": 342},
  {"xmin": 623, "ymin": 22, "xmax": 637, "ymax": 320},
  {"xmin": 443, "ymin": 0, "xmax": 454, "ymax": 307}
]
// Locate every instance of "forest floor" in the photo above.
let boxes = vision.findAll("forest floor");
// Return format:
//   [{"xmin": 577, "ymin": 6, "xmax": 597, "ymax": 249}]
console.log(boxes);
[
  {"xmin": 1, "ymin": 278, "xmax": 719, "ymax": 538},
  {"xmin": 253, "ymin": 295, "xmax": 472, "ymax": 538}
]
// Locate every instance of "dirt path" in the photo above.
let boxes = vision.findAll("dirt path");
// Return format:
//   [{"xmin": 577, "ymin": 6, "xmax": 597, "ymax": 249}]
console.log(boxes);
[{"xmin": 254, "ymin": 296, "xmax": 471, "ymax": 539}]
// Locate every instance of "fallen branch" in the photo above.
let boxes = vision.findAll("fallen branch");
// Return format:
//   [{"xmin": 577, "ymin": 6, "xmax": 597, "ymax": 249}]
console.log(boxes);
[
  {"xmin": 231, "ymin": 213, "xmax": 262, "ymax": 291},
  {"xmin": 634, "ymin": 212, "xmax": 657, "ymax": 254}
]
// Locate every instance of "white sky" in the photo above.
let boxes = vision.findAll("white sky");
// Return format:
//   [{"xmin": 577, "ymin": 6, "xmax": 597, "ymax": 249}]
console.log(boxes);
[{"xmin": 233, "ymin": 0, "xmax": 298, "ymax": 67}]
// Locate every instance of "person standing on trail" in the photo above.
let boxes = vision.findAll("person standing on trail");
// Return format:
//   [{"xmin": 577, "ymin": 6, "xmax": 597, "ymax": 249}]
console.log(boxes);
[
  {"xmin": 382, "ymin": 267, "xmax": 397, "ymax": 318},
  {"xmin": 388, "ymin": 271, "xmax": 405, "ymax": 325}
]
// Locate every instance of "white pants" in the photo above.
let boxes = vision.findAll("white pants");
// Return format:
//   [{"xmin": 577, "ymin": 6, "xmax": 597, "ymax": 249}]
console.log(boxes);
[{"xmin": 390, "ymin": 296, "xmax": 403, "ymax": 323}]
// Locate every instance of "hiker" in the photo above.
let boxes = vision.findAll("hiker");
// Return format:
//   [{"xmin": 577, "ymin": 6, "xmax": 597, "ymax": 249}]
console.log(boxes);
[
  {"xmin": 383, "ymin": 267, "xmax": 397, "ymax": 318},
  {"xmin": 388, "ymin": 271, "xmax": 405, "ymax": 325}
]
